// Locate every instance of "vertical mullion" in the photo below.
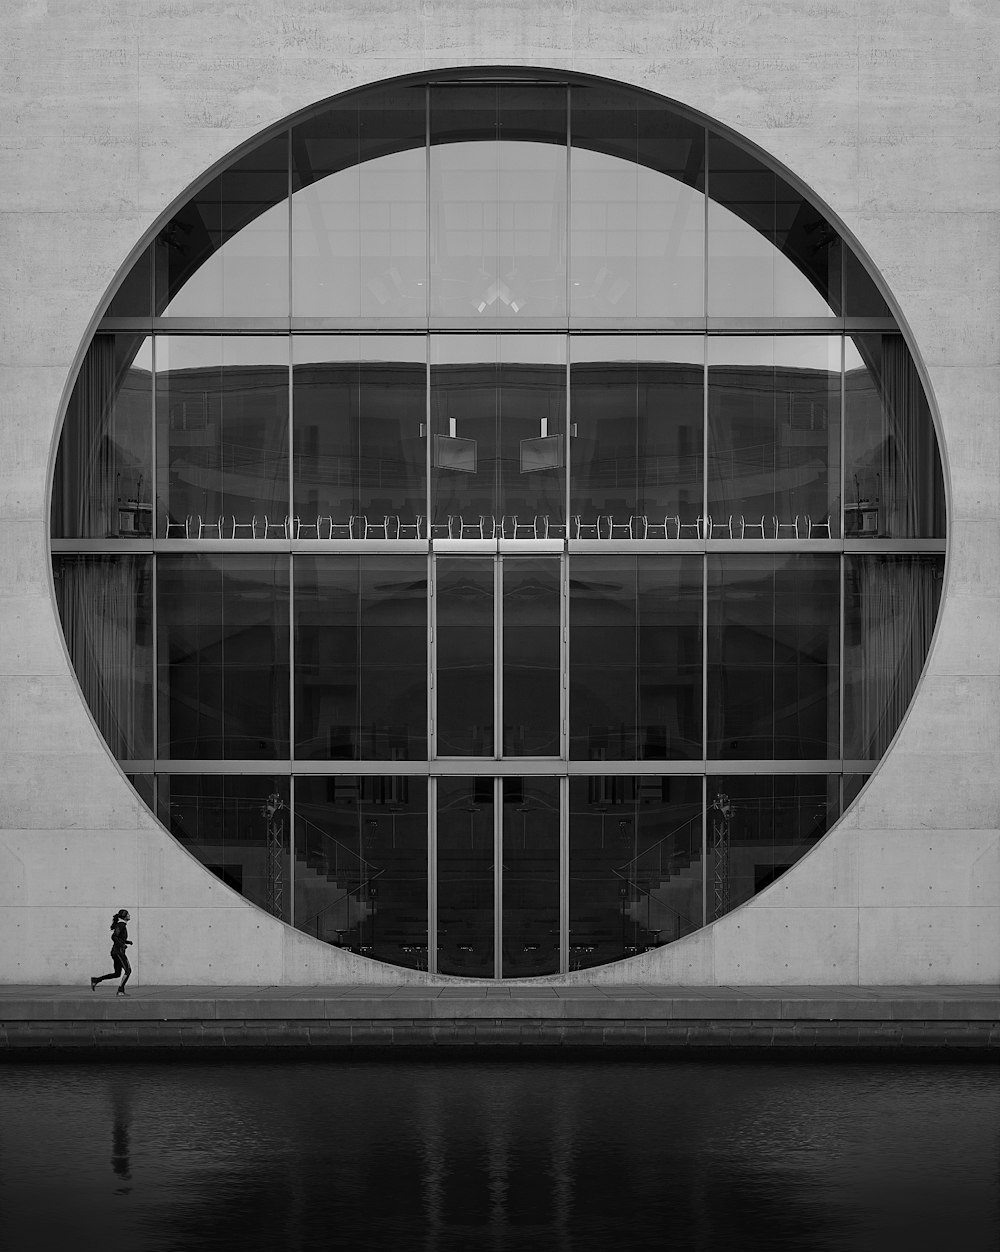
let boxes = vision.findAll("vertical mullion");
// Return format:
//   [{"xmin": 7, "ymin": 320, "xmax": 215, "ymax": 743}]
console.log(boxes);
[
  {"xmin": 150, "ymin": 335, "xmax": 159, "ymax": 770},
  {"xmin": 428, "ymin": 550, "xmax": 435, "ymax": 759},
  {"xmin": 428, "ymin": 775, "xmax": 437, "ymax": 975},
  {"xmin": 494, "ymin": 776, "xmax": 502, "ymax": 980},
  {"xmin": 288, "ymin": 773, "xmax": 296, "ymax": 928},
  {"xmin": 495, "ymin": 555, "xmax": 503, "ymax": 759},
  {"xmin": 701, "ymin": 773, "xmax": 708, "ymax": 927},
  {"xmin": 565, "ymin": 85, "xmax": 572, "ymax": 321},
  {"xmin": 559, "ymin": 774, "xmax": 569, "ymax": 974}
]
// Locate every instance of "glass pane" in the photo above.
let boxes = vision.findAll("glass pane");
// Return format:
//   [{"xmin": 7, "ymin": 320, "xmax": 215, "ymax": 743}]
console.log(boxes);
[
  {"xmin": 570, "ymin": 556, "xmax": 702, "ymax": 760},
  {"xmin": 707, "ymin": 336, "xmax": 841, "ymax": 539},
  {"xmin": 155, "ymin": 133, "xmax": 289, "ymax": 318},
  {"xmin": 501, "ymin": 776, "xmax": 559, "ymax": 977},
  {"xmin": 294, "ymin": 776, "xmax": 428, "ymax": 969},
  {"xmin": 53, "ymin": 555, "xmax": 154, "ymax": 760},
  {"xmin": 707, "ymin": 554, "xmax": 840, "ymax": 760},
  {"xmin": 707, "ymin": 775, "xmax": 837, "ymax": 920},
  {"xmin": 294, "ymin": 556, "xmax": 427, "ymax": 761},
  {"xmin": 107, "ymin": 245, "xmax": 152, "ymax": 317},
  {"xmin": 157, "ymin": 555, "xmax": 289, "ymax": 759},
  {"xmin": 292, "ymin": 335, "xmax": 426, "ymax": 537},
  {"xmin": 844, "ymin": 555, "xmax": 943, "ymax": 760},
  {"xmin": 845, "ymin": 335, "xmax": 945, "ymax": 539},
  {"xmin": 570, "ymin": 87, "xmax": 705, "ymax": 318},
  {"xmin": 637, "ymin": 557, "xmax": 703, "ymax": 759},
  {"xmin": 570, "ymin": 557, "xmax": 636, "ymax": 761},
  {"xmin": 430, "ymin": 85, "xmax": 567, "ymax": 318},
  {"xmin": 431, "ymin": 334, "xmax": 497, "ymax": 536},
  {"xmin": 435, "ymin": 558, "xmax": 494, "ymax": 756},
  {"xmin": 503, "ymin": 558, "xmax": 560, "ymax": 756},
  {"xmin": 430, "ymin": 335, "xmax": 566, "ymax": 537},
  {"xmin": 52, "ymin": 335, "xmax": 153, "ymax": 538},
  {"xmin": 499, "ymin": 335, "xmax": 566, "ymax": 535},
  {"xmin": 291, "ymin": 87, "xmax": 427, "ymax": 318},
  {"xmin": 158, "ymin": 775, "xmax": 291, "ymax": 921},
  {"xmin": 570, "ymin": 335, "xmax": 703, "ymax": 537},
  {"xmin": 569, "ymin": 776, "xmax": 702, "ymax": 970},
  {"xmin": 437, "ymin": 776, "xmax": 495, "ymax": 977},
  {"xmin": 707, "ymin": 133, "xmax": 841, "ymax": 317},
  {"xmin": 155, "ymin": 336, "xmax": 289, "ymax": 540}
]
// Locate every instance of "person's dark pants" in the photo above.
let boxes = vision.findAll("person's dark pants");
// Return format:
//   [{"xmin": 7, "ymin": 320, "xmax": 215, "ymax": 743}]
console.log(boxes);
[{"xmin": 93, "ymin": 948, "xmax": 131, "ymax": 989}]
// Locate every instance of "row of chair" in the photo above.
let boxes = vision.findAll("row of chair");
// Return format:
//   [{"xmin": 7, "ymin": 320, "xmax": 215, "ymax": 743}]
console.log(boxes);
[{"xmin": 164, "ymin": 512, "xmax": 835, "ymax": 540}]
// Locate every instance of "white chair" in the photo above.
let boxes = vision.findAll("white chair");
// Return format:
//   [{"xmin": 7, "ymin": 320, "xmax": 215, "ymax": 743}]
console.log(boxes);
[
  {"xmin": 320, "ymin": 516, "xmax": 354, "ymax": 539},
  {"xmin": 164, "ymin": 516, "xmax": 191, "ymax": 539},
  {"xmin": 710, "ymin": 515, "xmax": 733, "ymax": 538},
  {"xmin": 294, "ymin": 516, "xmax": 319, "ymax": 539},
  {"xmin": 740, "ymin": 515, "xmax": 767, "ymax": 539},
  {"xmin": 572, "ymin": 515, "xmax": 600, "ymax": 539},
  {"xmin": 806, "ymin": 514, "xmax": 832, "ymax": 538},
  {"xmin": 262, "ymin": 515, "xmax": 288, "ymax": 539},
  {"xmin": 677, "ymin": 517, "xmax": 701, "ymax": 539},
  {"xmin": 232, "ymin": 515, "xmax": 257, "ymax": 539},
  {"xmin": 361, "ymin": 515, "xmax": 391, "ymax": 539},
  {"xmin": 644, "ymin": 515, "xmax": 670, "ymax": 539},
  {"xmin": 773, "ymin": 515, "xmax": 800, "ymax": 539},
  {"xmin": 397, "ymin": 516, "xmax": 425, "ymax": 539},
  {"xmin": 197, "ymin": 514, "xmax": 224, "ymax": 538}
]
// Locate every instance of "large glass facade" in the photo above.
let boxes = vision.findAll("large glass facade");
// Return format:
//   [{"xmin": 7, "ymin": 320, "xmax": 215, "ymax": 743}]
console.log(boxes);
[{"xmin": 52, "ymin": 70, "xmax": 946, "ymax": 977}]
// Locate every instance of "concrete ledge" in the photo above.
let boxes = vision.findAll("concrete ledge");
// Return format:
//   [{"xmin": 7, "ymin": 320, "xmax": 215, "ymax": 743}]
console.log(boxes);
[{"xmin": 1, "ymin": 985, "xmax": 997, "ymax": 1050}]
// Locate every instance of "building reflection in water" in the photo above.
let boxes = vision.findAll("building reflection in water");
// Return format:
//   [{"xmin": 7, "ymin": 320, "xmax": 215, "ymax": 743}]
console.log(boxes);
[{"xmin": 1, "ymin": 1061, "xmax": 997, "ymax": 1249}]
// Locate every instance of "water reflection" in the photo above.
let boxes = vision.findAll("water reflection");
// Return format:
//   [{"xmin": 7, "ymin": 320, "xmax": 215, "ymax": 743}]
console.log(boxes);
[{"xmin": 0, "ymin": 1061, "xmax": 997, "ymax": 1250}]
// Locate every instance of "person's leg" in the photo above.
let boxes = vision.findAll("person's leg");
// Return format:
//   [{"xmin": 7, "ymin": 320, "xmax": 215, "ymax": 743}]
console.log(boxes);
[
  {"xmin": 92, "ymin": 953, "xmax": 123, "ymax": 988},
  {"xmin": 116, "ymin": 952, "xmax": 131, "ymax": 994}
]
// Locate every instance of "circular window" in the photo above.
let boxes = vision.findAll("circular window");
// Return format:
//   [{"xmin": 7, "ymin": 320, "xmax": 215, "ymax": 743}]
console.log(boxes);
[{"xmin": 52, "ymin": 70, "xmax": 945, "ymax": 978}]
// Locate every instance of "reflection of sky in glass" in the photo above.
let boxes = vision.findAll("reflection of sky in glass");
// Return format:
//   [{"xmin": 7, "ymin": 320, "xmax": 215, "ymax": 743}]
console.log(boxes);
[{"xmin": 159, "ymin": 136, "xmax": 845, "ymax": 323}]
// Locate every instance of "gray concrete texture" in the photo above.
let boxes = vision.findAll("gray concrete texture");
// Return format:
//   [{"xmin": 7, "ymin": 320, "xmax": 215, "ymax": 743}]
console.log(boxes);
[{"xmin": 1, "ymin": 1, "xmax": 998, "ymax": 985}]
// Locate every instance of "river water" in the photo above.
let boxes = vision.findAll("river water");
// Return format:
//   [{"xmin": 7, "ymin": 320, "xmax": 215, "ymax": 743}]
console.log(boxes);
[{"xmin": 1, "ymin": 1058, "xmax": 997, "ymax": 1250}]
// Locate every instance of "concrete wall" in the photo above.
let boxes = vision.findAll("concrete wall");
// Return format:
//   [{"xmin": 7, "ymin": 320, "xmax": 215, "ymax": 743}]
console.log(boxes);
[{"xmin": 1, "ymin": 0, "xmax": 997, "ymax": 985}]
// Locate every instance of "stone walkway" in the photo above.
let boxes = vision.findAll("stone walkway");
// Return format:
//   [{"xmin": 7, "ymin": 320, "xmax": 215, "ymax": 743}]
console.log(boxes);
[{"xmin": 1, "ymin": 984, "xmax": 997, "ymax": 1050}]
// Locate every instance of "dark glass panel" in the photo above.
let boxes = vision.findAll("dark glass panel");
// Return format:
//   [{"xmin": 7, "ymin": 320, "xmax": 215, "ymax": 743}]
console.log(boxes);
[
  {"xmin": 154, "ymin": 132, "xmax": 289, "ymax": 317},
  {"xmin": 52, "ymin": 335, "xmax": 153, "ymax": 539},
  {"xmin": 569, "ymin": 775, "xmax": 702, "ymax": 970},
  {"xmin": 294, "ymin": 556, "xmax": 427, "ymax": 761},
  {"xmin": 842, "ymin": 772, "xmax": 871, "ymax": 809},
  {"xmin": 430, "ymin": 335, "xmax": 565, "ymax": 536},
  {"xmin": 707, "ymin": 133, "xmax": 841, "ymax": 316},
  {"xmin": 845, "ymin": 335, "xmax": 945, "ymax": 538},
  {"xmin": 570, "ymin": 336, "xmax": 703, "ymax": 537},
  {"xmin": 107, "ymin": 244, "xmax": 152, "ymax": 317},
  {"xmin": 435, "ymin": 558, "xmax": 494, "ymax": 756},
  {"xmin": 437, "ymin": 776, "xmax": 495, "ymax": 977},
  {"xmin": 570, "ymin": 87, "xmax": 705, "ymax": 317},
  {"xmin": 501, "ymin": 777, "xmax": 560, "ymax": 977},
  {"xmin": 430, "ymin": 85, "xmax": 567, "ymax": 318},
  {"xmin": 158, "ymin": 775, "xmax": 291, "ymax": 921},
  {"xmin": 157, "ymin": 555, "xmax": 289, "ymax": 759},
  {"xmin": 844, "ymin": 555, "xmax": 943, "ymax": 760},
  {"xmin": 294, "ymin": 776, "xmax": 428, "ymax": 968},
  {"xmin": 843, "ymin": 248, "xmax": 891, "ymax": 317},
  {"xmin": 636, "ymin": 557, "xmax": 703, "ymax": 760},
  {"xmin": 707, "ymin": 555, "xmax": 840, "ymax": 760},
  {"xmin": 707, "ymin": 336, "xmax": 841, "ymax": 539},
  {"xmin": 292, "ymin": 336, "xmax": 426, "ymax": 537},
  {"xmin": 155, "ymin": 336, "xmax": 289, "ymax": 539},
  {"xmin": 291, "ymin": 86, "xmax": 427, "ymax": 317},
  {"xmin": 52, "ymin": 555, "xmax": 153, "ymax": 761},
  {"xmin": 570, "ymin": 558, "xmax": 636, "ymax": 761},
  {"xmin": 707, "ymin": 775, "xmax": 837, "ymax": 920},
  {"xmin": 570, "ymin": 556, "xmax": 702, "ymax": 761},
  {"xmin": 126, "ymin": 774, "xmax": 155, "ymax": 808},
  {"xmin": 502, "ymin": 558, "xmax": 561, "ymax": 756}
]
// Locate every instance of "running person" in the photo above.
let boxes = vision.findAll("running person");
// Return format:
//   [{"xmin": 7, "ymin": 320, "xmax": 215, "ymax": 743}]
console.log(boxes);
[{"xmin": 90, "ymin": 909, "xmax": 133, "ymax": 996}]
